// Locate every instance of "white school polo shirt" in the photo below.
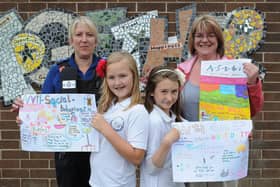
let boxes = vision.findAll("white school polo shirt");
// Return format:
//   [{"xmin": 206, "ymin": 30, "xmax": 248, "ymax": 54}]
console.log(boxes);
[
  {"xmin": 89, "ymin": 97, "xmax": 149, "ymax": 187},
  {"xmin": 140, "ymin": 105, "xmax": 184, "ymax": 187}
]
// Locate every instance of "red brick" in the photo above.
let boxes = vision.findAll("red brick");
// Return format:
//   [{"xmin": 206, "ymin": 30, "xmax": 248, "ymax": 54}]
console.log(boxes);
[
  {"xmin": 259, "ymin": 43, "xmax": 280, "ymax": 53},
  {"xmin": 226, "ymin": 3, "xmax": 255, "ymax": 11},
  {"xmin": 267, "ymin": 23, "xmax": 280, "ymax": 32},
  {"xmin": 2, "ymin": 150, "xmax": 29, "ymax": 159},
  {"xmin": 256, "ymin": 3, "xmax": 280, "ymax": 12},
  {"xmin": 263, "ymin": 150, "xmax": 280, "ymax": 159},
  {"xmin": 1, "ymin": 130, "xmax": 20, "ymax": 139},
  {"xmin": 0, "ymin": 179, "xmax": 20, "ymax": 187},
  {"xmin": 2, "ymin": 169, "xmax": 29, "ymax": 178},
  {"xmin": 30, "ymin": 169, "xmax": 56, "ymax": 178},
  {"xmin": 22, "ymin": 179, "xmax": 49, "ymax": 187},
  {"xmin": 138, "ymin": 3, "xmax": 165, "ymax": 12},
  {"xmin": 167, "ymin": 3, "xmax": 192, "ymax": 12},
  {"xmin": 253, "ymin": 159, "xmax": 280, "ymax": 168},
  {"xmin": 263, "ymin": 83, "xmax": 280, "ymax": 91},
  {"xmin": 252, "ymin": 140, "xmax": 280, "ymax": 149},
  {"xmin": 264, "ymin": 92, "xmax": 280, "ymax": 101},
  {"xmin": 252, "ymin": 179, "xmax": 280, "ymax": 187},
  {"xmin": 264, "ymin": 53, "xmax": 280, "ymax": 62},
  {"xmin": 0, "ymin": 121, "xmax": 19, "ymax": 130},
  {"xmin": 264, "ymin": 111, "xmax": 280, "ymax": 120},
  {"xmin": 263, "ymin": 131, "xmax": 280, "ymax": 140},
  {"xmin": 108, "ymin": 3, "xmax": 136, "ymax": 12},
  {"xmin": 78, "ymin": 3, "xmax": 106, "ymax": 12},
  {"xmin": 1, "ymin": 111, "xmax": 18, "ymax": 120},
  {"xmin": 18, "ymin": 3, "xmax": 47, "ymax": 12},
  {"xmin": 254, "ymin": 121, "xmax": 280, "ymax": 130},
  {"xmin": 248, "ymin": 168, "xmax": 262, "ymax": 178},
  {"xmin": 265, "ymin": 33, "xmax": 280, "ymax": 43},
  {"xmin": 263, "ymin": 169, "xmax": 280, "ymax": 177},
  {"xmin": 263, "ymin": 102, "xmax": 280, "ymax": 111},
  {"xmin": 197, "ymin": 3, "xmax": 225, "ymax": 12},
  {"xmin": 0, "ymin": 160, "xmax": 19, "ymax": 168},
  {"xmin": 266, "ymin": 13, "xmax": 280, "ymax": 22},
  {"xmin": 0, "ymin": 3, "xmax": 17, "ymax": 11},
  {"xmin": 48, "ymin": 3, "xmax": 76, "ymax": 12},
  {"xmin": 0, "ymin": 140, "xmax": 19, "ymax": 149},
  {"xmin": 30, "ymin": 152, "xmax": 54, "ymax": 159},
  {"xmin": 21, "ymin": 160, "xmax": 49, "ymax": 168}
]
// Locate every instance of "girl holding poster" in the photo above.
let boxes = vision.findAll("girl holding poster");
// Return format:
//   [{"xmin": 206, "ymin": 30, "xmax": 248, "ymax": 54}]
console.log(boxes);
[
  {"xmin": 140, "ymin": 66, "xmax": 185, "ymax": 187},
  {"xmin": 90, "ymin": 51, "xmax": 149, "ymax": 187}
]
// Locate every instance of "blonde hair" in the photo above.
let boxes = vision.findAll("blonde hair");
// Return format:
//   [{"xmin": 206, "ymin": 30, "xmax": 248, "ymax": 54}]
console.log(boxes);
[
  {"xmin": 98, "ymin": 51, "xmax": 141, "ymax": 113},
  {"xmin": 188, "ymin": 15, "xmax": 224, "ymax": 57},
  {"xmin": 68, "ymin": 16, "xmax": 98, "ymax": 44}
]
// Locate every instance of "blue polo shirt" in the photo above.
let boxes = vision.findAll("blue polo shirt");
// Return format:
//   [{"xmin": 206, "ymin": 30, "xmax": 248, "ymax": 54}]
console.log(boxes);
[{"xmin": 41, "ymin": 54, "xmax": 100, "ymax": 94}]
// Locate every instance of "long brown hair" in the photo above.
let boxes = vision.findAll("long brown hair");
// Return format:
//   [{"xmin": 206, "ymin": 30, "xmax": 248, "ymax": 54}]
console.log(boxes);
[{"xmin": 144, "ymin": 66, "xmax": 183, "ymax": 122}]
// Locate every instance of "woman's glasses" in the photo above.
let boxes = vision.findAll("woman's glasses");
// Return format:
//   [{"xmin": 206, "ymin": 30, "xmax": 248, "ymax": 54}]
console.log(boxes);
[{"xmin": 194, "ymin": 32, "xmax": 216, "ymax": 40}]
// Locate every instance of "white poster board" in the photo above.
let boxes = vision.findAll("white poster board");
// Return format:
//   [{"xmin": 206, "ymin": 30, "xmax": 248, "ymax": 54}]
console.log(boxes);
[
  {"xmin": 172, "ymin": 120, "xmax": 252, "ymax": 182},
  {"xmin": 19, "ymin": 94, "xmax": 99, "ymax": 152}
]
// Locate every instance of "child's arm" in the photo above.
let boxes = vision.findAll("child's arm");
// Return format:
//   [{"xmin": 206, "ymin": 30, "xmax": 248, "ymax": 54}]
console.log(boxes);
[
  {"xmin": 151, "ymin": 128, "xmax": 180, "ymax": 168},
  {"xmin": 92, "ymin": 113, "xmax": 146, "ymax": 166}
]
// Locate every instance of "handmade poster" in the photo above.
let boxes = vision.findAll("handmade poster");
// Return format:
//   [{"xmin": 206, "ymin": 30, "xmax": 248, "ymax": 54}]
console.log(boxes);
[
  {"xmin": 172, "ymin": 120, "xmax": 252, "ymax": 182},
  {"xmin": 200, "ymin": 59, "xmax": 251, "ymax": 120},
  {"xmin": 19, "ymin": 94, "xmax": 99, "ymax": 152}
]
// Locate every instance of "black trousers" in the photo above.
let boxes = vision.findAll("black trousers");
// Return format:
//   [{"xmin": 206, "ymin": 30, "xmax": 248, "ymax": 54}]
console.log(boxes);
[{"xmin": 55, "ymin": 152, "xmax": 91, "ymax": 187}]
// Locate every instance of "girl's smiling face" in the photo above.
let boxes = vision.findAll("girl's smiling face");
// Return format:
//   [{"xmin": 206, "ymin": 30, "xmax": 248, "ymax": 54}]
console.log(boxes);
[
  {"xmin": 106, "ymin": 60, "xmax": 133, "ymax": 102},
  {"xmin": 152, "ymin": 78, "xmax": 179, "ymax": 115}
]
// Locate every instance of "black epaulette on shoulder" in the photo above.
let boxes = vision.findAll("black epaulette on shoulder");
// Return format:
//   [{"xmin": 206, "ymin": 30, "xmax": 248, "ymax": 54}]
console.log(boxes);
[{"xmin": 57, "ymin": 58, "xmax": 70, "ymax": 68}]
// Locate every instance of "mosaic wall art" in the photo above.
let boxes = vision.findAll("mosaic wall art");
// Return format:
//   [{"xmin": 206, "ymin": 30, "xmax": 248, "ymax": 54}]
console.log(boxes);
[
  {"xmin": 86, "ymin": 8, "xmax": 127, "ymax": 58},
  {"xmin": 223, "ymin": 7, "xmax": 266, "ymax": 59},
  {"xmin": 0, "ymin": 10, "xmax": 35, "ymax": 106},
  {"xmin": 143, "ymin": 4, "xmax": 196, "ymax": 76},
  {"xmin": 111, "ymin": 10, "xmax": 158, "ymax": 73},
  {"xmin": 0, "ymin": 5, "xmax": 267, "ymax": 106}
]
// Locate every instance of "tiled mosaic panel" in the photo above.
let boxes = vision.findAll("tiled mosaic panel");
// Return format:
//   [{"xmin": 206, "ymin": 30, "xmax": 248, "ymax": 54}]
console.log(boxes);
[
  {"xmin": 224, "ymin": 7, "xmax": 266, "ymax": 59},
  {"xmin": 22, "ymin": 9, "xmax": 77, "ymax": 85},
  {"xmin": 111, "ymin": 10, "xmax": 158, "ymax": 73},
  {"xmin": 0, "ymin": 11, "xmax": 35, "ymax": 106},
  {"xmin": 86, "ymin": 8, "xmax": 127, "ymax": 58},
  {"xmin": 143, "ymin": 4, "xmax": 196, "ymax": 76},
  {"xmin": 0, "ymin": 5, "xmax": 267, "ymax": 106}
]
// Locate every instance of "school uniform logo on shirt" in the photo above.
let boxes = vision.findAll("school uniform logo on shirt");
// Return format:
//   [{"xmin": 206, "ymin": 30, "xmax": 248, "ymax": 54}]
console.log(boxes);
[{"xmin": 110, "ymin": 116, "xmax": 124, "ymax": 131}]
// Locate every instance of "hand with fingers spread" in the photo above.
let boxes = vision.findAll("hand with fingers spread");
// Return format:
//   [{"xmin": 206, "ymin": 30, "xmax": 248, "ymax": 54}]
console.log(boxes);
[{"xmin": 243, "ymin": 63, "xmax": 259, "ymax": 85}]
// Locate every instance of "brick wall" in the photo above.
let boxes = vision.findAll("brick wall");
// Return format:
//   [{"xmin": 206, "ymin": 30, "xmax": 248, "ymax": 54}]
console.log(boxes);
[{"xmin": 0, "ymin": 0, "xmax": 279, "ymax": 187}]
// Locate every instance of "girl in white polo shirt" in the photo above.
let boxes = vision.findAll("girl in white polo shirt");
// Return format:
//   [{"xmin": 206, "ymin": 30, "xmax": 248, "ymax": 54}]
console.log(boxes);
[
  {"xmin": 140, "ymin": 66, "xmax": 185, "ymax": 187},
  {"xmin": 90, "ymin": 51, "xmax": 149, "ymax": 187}
]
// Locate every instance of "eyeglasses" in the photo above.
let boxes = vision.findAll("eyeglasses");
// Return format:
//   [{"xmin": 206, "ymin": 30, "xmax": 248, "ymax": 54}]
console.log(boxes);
[{"xmin": 194, "ymin": 33, "xmax": 216, "ymax": 40}]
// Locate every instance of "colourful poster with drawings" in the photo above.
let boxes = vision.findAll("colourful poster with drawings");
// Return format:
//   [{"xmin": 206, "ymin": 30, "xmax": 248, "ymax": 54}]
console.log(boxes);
[
  {"xmin": 172, "ymin": 120, "xmax": 252, "ymax": 182},
  {"xmin": 19, "ymin": 94, "xmax": 99, "ymax": 152},
  {"xmin": 200, "ymin": 59, "xmax": 251, "ymax": 120}
]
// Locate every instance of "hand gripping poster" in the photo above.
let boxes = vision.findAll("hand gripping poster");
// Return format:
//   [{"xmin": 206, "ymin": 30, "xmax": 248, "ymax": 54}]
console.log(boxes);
[
  {"xmin": 19, "ymin": 94, "xmax": 99, "ymax": 152},
  {"xmin": 200, "ymin": 59, "xmax": 251, "ymax": 120},
  {"xmin": 172, "ymin": 120, "xmax": 252, "ymax": 182}
]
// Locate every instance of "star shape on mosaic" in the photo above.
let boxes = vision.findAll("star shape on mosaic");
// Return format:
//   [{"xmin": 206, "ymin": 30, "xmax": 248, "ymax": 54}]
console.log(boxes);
[{"xmin": 19, "ymin": 44, "xmax": 36, "ymax": 63}]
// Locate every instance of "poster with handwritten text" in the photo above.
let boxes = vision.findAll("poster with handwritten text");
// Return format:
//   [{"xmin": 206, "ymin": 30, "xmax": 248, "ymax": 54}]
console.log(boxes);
[
  {"xmin": 172, "ymin": 120, "xmax": 252, "ymax": 182},
  {"xmin": 19, "ymin": 94, "xmax": 99, "ymax": 152},
  {"xmin": 200, "ymin": 59, "xmax": 251, "ymax": 120}
]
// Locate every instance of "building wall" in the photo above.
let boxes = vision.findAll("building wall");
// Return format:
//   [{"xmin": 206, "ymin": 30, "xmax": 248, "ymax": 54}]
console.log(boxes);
[{"xmin": 0, "ymin": 0, "xmax": 280, "ymax": 187}]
